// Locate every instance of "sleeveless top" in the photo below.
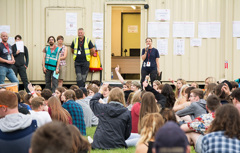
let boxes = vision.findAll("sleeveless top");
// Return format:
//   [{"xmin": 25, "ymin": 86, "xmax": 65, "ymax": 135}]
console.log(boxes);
[
  {"xmin": 144, "ymin": 141, "xmax": 154, "ymax": 153},
  {"xmin": 58, "ymin": 45, "xmax": 66, "ymax": 66}
]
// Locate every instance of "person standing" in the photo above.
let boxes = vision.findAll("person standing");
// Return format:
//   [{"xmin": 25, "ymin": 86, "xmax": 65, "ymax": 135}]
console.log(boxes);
[
  {"xmin": 57, "ymin": 35, "xmax": 68, "ymax": 87},
  {"xmin": 0, "ymin": 32, "xmax": 19, "ymax": 85},
  {"xmin": 141, "ymin": 37, "xmax": 160, "ymax": 87},
  {"xmin": 42, "ymin": 36, "xmax": 61, "ymax": 92},
  {"xmin": 12, "ymin": 35, "xmax": 29, "ymax": 92},
  {"xmin": 71, "ymin": 28, "xmax": 95, "ymax": 87}
]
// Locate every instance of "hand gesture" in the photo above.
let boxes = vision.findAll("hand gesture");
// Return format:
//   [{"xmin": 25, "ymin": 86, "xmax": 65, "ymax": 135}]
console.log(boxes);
[
  {"xmin": 99, "ymin": 83, "xmax": 109, "ymax": 94},
  {"xmin": 222, "ymin": 83, "xmax": 231, "ymax": 96},
  {"xmin": 142, "ymin": 80, "xmax": 148, "ymax": 88},
  {"xmin": 28, "ymin": 83, "xmax": 34, "ymax": 92},
  {"xmin": 115, "ymin": 65, "xmax": 119, "ymax": 72}
]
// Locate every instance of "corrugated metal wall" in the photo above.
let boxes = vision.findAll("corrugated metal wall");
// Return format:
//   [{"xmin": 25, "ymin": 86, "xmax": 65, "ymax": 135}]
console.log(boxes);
[{"xmin": 0, "ymin": 0, "xmax": 240, "ymax": 84}]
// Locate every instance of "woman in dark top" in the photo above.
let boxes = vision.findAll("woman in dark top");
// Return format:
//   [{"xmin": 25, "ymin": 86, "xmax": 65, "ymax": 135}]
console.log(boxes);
[
  {"xmin": 135, "ymin": 113, "xmax": 164, "ymax": 153},
  {"xmin": 141, "ymin": 37, "xmax": 160, "ymax": 87}
]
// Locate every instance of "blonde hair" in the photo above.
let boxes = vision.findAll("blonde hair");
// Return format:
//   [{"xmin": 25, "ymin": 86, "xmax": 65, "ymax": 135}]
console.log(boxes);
[
  {"xmin": 178, "ymin": 84, "xmax": 189, "ymax": 100},
  {"xmin": 130, "ymin": 91, "xmax": 141, "ymax": 105},
  {"xmin": 107, "ymin": 88, "xmax": 126, "ymax": 107},
  {"xmin": 137, "ymin": 113, "xmax": 164, "ymax": 146}
]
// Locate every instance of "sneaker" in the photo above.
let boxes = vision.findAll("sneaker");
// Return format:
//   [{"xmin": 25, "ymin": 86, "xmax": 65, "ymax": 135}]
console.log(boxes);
[{"xmin": 88, "ymin": 136, "xmax": 93, "ymax": 143}]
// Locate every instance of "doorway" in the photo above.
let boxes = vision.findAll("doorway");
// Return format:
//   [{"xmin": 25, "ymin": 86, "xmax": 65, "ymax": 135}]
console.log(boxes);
[
  {"xmin": 111, "ymin": 6, "xmax": 141, "ymax": 80},
  {"xmin": 104, "ymin": 3, "xmax": 147, "ymax": 81}
]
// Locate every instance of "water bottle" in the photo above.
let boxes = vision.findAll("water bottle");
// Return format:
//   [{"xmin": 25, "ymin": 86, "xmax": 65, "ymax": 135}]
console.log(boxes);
[{"xmin": 111, "ymin": 72, "xmax": 113, "ymax": 79}]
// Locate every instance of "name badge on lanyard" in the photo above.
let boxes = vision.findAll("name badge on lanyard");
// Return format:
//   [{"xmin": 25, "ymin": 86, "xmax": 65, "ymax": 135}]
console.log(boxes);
[{"xmin": 146, "ymin": 62, "xmax": 151, "ymax": 67}]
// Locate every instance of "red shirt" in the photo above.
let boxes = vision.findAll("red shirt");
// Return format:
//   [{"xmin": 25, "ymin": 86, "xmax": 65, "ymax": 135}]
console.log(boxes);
[{"xmin": 131, "ymin": 102, "xmax": 141, "ymax": 133}]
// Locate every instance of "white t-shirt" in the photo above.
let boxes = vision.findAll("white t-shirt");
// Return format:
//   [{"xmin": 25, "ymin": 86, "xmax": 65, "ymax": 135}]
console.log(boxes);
[{"xmin": 30, "ymin": 110, "xmax": 52, "ymax": 127}]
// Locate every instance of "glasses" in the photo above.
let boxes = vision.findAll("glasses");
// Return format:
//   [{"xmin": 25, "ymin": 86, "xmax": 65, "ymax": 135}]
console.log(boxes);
[
  {"xmin": 0, "ymin": 105, "xmax": 8, "ymax": 108},
  {"xmin": 189, "ymin": 95, "xmax": 196, "ymax": 98}
]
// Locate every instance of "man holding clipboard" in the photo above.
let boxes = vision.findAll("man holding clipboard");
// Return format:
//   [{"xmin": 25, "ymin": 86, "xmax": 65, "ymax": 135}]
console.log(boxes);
[{"xmin": 12, "ymin": 35, "xmax": 30, "ymax": 92}]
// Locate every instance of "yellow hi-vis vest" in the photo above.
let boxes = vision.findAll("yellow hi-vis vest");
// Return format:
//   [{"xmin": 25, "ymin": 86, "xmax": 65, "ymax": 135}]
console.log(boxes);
[{"xmin": 73, "ymin": 37, "xmax": 91, "ymax": 61}]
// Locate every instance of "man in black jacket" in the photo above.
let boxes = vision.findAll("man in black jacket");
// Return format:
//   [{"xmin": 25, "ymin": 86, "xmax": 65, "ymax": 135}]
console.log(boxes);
[{"xmin": 12, "ymin": 35, "xmax": 29, "ymax": 92}]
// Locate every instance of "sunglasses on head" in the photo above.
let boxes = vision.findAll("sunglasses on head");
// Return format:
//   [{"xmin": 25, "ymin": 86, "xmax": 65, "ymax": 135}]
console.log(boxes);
[{"xmin": 0, "ymin": 105, "xmax": 8, "ymax": 108}]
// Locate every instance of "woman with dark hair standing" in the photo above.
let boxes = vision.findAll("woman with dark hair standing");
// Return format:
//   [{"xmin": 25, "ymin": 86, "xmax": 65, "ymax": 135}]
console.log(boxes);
[{"xmin": 141, "ymin": 37, "xmax": 160, "ymax": 87}]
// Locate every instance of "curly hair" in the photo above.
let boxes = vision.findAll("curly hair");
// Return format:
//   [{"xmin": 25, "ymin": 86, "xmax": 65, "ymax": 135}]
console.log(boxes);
[
  {"xmin": 207, "ymin": 104, "xmax": 240, "ymax": 139},
  {"xmin": 161, "ymin": 84, "xmax": 176, "ymax": 108}
]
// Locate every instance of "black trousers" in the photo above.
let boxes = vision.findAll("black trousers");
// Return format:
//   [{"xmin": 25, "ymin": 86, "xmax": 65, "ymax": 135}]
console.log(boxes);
[
  {"xmin": 45, "ymin": 70, "xmax": 58, "ymax": 93},
  {"xmin": 12, "ymin": 65, "xmax": 30, "ymax": 93},
  {"xmin": 141, "ymin": 69, "xmax": 157, "ymax": 87},
  {"xmin": 75, "ymin": 61, "xmax": 89, "ymax": 87}
]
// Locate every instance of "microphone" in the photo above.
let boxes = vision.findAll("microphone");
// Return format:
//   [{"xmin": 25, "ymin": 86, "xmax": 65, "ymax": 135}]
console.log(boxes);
[{"xmin": 146, "ymin": 45, "xmax": 149, "ymax": 51}]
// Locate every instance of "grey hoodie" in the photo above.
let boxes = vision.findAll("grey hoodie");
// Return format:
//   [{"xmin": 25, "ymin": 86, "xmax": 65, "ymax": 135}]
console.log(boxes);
[
  {"xmin": 84, "ymin": 96, "xmax": 99, "ymax": 126},
  {"xmin": 0, "ymin": 113, "xmax": 33, "ymax": 132},
  {"xmin": 0, "ymin": 113, "xmax": 37, "ymax": 153},
  {"xmin": 176, "ymin": 99, "xmax": 207, "ymax": 120}
]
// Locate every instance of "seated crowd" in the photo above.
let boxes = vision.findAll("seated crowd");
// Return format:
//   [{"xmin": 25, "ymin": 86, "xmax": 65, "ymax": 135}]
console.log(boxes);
[{"xmin": 0, "ymin": 74, "xmax": 240, "ymax": 153}]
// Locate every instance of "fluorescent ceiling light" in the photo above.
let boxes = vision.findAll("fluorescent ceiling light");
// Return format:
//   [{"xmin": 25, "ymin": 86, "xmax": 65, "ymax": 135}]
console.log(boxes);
[{"xmin": 131, "ymin": 6, "xmax": 136, "ymax": 10}]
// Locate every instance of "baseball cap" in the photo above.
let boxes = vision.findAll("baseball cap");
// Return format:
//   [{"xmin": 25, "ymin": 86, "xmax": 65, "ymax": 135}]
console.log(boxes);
[{"xmin": 154, "ymin": 121, "xmax": 188, "ymax": 153}]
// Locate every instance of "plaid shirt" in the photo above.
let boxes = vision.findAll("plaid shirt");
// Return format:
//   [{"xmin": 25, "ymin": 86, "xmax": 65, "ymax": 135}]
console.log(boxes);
[
  {"xmin": 187, "ymin": 112, "xmax": 215, "ymax": 134},
  {"xmin": 202, "ymin": 131, "xmax": 240, "ymax": 153},
  {"xmin": 62, "ymin": 100, "xmax": 86, "ymax": 135}
]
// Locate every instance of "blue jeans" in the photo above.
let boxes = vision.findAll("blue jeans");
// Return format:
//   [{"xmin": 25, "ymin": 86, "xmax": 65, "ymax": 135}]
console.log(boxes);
[
  {"xmin": 0, "ymin": 66, "xmax": 19, "ymax": 84},
  {"xmin": 125, "ymin": 133, "xmax": 140, "ymax": 147}
]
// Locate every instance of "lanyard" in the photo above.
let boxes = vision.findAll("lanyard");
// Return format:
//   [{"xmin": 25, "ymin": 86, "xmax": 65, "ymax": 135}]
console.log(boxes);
[
  {"xmin": 50, "ymin": 46, "xmax": 55, "ymax": 53},
  {"xmin": 2, "ymin": 42, "xmax": 10, "ymax": 53},
  {"xmin": 147, "ymin": 49, "xmax": 152, "ymax": 61},
  {"xmin": 79, "ymin": 39, "xmax": 84, "ymax": 47}
]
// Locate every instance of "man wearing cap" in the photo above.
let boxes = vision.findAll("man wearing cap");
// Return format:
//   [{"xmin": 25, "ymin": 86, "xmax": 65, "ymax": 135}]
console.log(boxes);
[
  {"xmin": 71, "ymin": 28, "xmax": 95, "ymax": 87},
  {"xmin": 153, "ymin": 121, "xmax": 190, "ymax": 153},
  {"xmin": 0, "ymin": 32, "xmax": 19, "ymax": 85}
]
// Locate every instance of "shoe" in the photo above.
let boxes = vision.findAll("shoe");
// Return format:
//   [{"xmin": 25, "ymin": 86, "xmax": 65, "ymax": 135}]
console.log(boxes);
[{"xmin": 88, "ymin": 136, "xmax": 93, "ymax": 143}]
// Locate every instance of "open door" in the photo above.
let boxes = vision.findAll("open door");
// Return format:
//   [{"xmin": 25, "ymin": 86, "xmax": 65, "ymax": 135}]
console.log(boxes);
[{"xmin": 105, "ymin": 3, "xmax": 147, "ymax": 81}]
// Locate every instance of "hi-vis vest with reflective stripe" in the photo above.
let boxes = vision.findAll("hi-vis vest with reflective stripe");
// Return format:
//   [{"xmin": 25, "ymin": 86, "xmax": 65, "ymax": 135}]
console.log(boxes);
[
  {"xmin": 73, "ymin": 37, "xmax": 91, "ymax": 61},
  {"xmin": 45, "ymin": 46, "xmax": 61, "ymax": 71}
]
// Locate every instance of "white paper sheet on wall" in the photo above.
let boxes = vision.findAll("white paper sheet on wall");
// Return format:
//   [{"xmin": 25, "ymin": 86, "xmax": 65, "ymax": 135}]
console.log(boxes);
[
  {"xmin": 95, "ymin": 39, "xmax": 103, "ymax": 51},
  {"xmin": 155, "ymin": 9, "xmax": 170, "ymax": 21},
  {"xmin": 7, "ymin": 37, "xmax": 15, "ymax": 46},
  {"xmin": 173, "ymin": 22, "xmax": 185, "ymax": 37},
  {"xmin": 16, "ymin": 41, "xmax": 24, "ymax": 53},
  {"xmin": 190, "ymin": 38, "xmax": 202, "ymax": 47},
  {"xmin": 198, "ymin": 22, "xmax": 221, "ymax": 38},
  {"xmin": 237, "ymin": 38, "xmax": 240, "ymax": 50},
  {"xmin": 157, "ymin": 39, "xmax": 168, "ymax": 55},
  {"xmin": 148, "ymin": 22, "xmax": 169, "ymax": 38},
  {"xmin": 92, "ymin": 13, "xmax": 103, "ymax": 21},
  {"xmin": 174, "ymin": 39, "xmax": 185, "ymax": 55},
  {"xmin": 184, "ymin": 22, "xmax": 195, "ymax": 38},
  {"xmin": 233, "ymin": 21, "xmax": 240, "ymax": 37},
  {"xmin": 173, "ymin": 22, "xmax": 194, "ymax": 38},
  {"xmin": 198, "ymin": 22, "xmax": 210, "ymax": 38},
  {"xmin": 93, "ymin": 22, "xmax": 103, "ymax": 30},
  {"xmin": 209, "ymin": 22, "xmax": 221, "ymax": 38},
  {"xmin": 0, "ymin": 25, "xmax": 10, "ymax": 34},
  {"xmin": 66, "ymin": 13, "xmax": 77, "ymax": 36},
  {"xmin": 93, "ymin": 30, "xmax": 103, "ymax": 38}
]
